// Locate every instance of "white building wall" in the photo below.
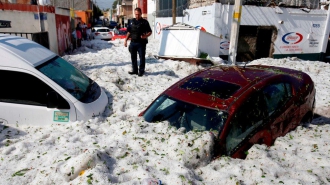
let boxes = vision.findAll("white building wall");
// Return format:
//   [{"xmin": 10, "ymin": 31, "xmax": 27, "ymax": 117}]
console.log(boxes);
[
  {"xmin": 147, "ymin": 0, "xmax": 156, "ymax": 13},
  {"xmin": 0, "ymin": 10, "xmax": 58, "ymax": 54},
  {"xmin": 241, "ymin": 7, "xmax": 327, "ymax": 55},
  {"xmin": 44, "ymin": 13, "xmax": 58, "ymax": 55},
  {"xmin": 154, "ymin": 3, "xmax": 329, "ymax": 56},
  {"xmin": 133, "ymin": 0, "xmax": 138, "ymax": 11},
  {"xmin": 0, "ymin": 11, "xmax": 43, "ymax": 33},
  {"xmin": 154, "ymin": 4, "xmax": 220, "ymax": 39},
  {"xmin": 147, "ymin": 0, "xmax": 156, "ymax": 38}
]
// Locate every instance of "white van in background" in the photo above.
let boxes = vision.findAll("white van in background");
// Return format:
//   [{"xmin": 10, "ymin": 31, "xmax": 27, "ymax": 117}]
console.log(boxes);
[{"xmin": 0, "ymin": 34, "xmax": 108, "ymax": 125}]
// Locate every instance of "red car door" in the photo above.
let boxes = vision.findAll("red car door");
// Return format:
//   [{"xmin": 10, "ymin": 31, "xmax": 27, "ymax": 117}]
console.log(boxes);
[
  {"xmin": 224, "ymin": 81, "xmax": 296, "ymax": 158},
  {"xmin": 223, "ymin": 88, "xmax": 269, "ymax": 158},
  {"xmin": 268, "ymin": 82, "xmax": 298, "ymax": 139}
]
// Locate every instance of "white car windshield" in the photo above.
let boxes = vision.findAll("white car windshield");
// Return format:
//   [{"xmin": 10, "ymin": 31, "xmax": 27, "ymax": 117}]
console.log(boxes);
[{"xmin": 37, "ymin": 56, "xmax": 101, "ymax": 103}]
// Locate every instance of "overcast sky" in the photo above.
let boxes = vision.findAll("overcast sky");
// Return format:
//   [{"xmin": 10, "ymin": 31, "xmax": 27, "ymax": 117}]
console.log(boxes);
[{"xmin": 94, "ymin": 0, "xmax": 115, "ymax": 10}]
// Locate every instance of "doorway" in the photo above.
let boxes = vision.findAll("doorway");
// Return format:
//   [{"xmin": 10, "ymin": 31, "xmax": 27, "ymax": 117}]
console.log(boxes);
[
  {"xmin": 255, "ymin": 28, "xmax": 273, "ymax": 59},
  {"xmin": 237, "ymin": 26, "xmax": 277, "ymax": 62}
]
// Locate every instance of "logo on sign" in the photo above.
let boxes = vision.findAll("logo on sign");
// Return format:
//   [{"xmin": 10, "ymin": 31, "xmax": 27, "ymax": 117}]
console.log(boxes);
[
  {"xmin": 312, "ymin": 24, "xmax": 320, "ymax": 28},
  {"xmin": 220, "ymin": 41, "xmax": 230, "ymax": 50},
  {"xmin": 195, "ymin": 26, "xmax": 206, "ymax": 32},
  {"xmin": 282, "ymin": 32, "xmax": 303, "ymax": 44}
]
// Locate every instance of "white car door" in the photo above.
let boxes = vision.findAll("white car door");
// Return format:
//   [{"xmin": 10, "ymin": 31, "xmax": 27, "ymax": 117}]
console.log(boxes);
[
  {"xmin": 0, "ymin": 102, "xmax": 75, "ymax": 126},
  {"xmin": 0, "ymin": 69, "xmax": 77, "ymax": 126}
]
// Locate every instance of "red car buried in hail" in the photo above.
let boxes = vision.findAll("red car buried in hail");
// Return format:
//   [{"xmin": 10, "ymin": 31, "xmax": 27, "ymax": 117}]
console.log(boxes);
[
  {"xmin": 111, "ymin": 28, "xmax": 127, "ymax": 41},
  {"xmin": 140, "ymin": 65, "xmax": 316, "ymax": 159}
]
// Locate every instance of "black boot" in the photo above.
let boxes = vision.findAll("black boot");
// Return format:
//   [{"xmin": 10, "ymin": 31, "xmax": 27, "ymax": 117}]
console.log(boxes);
[{"xmin": 128, "ymin": 71, "xmax": 138, "ymax": 75}]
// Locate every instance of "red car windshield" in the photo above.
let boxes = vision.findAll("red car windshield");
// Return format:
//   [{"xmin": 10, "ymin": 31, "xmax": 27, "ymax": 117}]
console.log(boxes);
[{"xmin": 143, "ymin": 95, "xmax": 228, "ymax": 135}]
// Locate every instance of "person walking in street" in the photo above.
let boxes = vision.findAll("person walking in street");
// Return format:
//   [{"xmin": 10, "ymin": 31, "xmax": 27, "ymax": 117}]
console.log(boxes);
[
  {"xmin": 82, "ymin": 23, "xmax": 87, "ymax": 40},
  {"xmin": 76, "ymin": 29, "xmax": 82, "ymax": 47},
  {"xmin": 76, "ymin": 22, "xmax": 82, "ymax": 47},
  {"xmin": 86, "ymin": 26, "xmax": 92, "ymax": 41},
  {"xmin": 124, "ymin": 7, "xmax": 152, "ymax": 77}
]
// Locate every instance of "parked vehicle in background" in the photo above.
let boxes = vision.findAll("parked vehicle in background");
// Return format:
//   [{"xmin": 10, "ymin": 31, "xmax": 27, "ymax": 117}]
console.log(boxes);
[
  {"xmin": 0, "ymin": 34, "xmax": 108, "ymax": 126},
  {"xmin": 94, "ymin": 20, "xmax": 104, "ymax": 27},
  {"xmin": 108, "ymin": 21, "xmax": 118, "ymax": 29},
  {"xmin": 140, "ymin": 65, "xmax": 316, "ymax": 159},
  {"xmin": 112, "ymin": 28, "xmax": 127, "ymax": 40},
  {"xmin": 92, "ymin": 27, "xmax": 113, "ymax": 40}
]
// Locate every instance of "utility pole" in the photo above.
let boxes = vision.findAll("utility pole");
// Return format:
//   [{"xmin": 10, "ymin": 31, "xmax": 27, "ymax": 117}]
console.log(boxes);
[
  {"xmin": 153, "ymin": 0, "xmax": 156, "ymax": 39},
  {"xmin": 92, "ymin": 0, "xmax": 94, "ymax": 23},
  {"xmin": 228, "ymin": 0, "xmax": 243, "ymax": 65},
  {"xmin": 172, "ymin": 0, "xmax": 176, "ymax": 24},
  {"xmin": 321, "ymin": 2, "xmax": 330, "ymax": 60},
  {"xmin": 71, "ymin": 0, "xmax": 75, "ymax": 29}
]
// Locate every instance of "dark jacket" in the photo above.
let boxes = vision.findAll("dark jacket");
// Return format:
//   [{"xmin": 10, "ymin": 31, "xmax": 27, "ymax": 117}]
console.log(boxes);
[{"xmin": 127, "ymin": 18, "xmax": 152, "ymax": 44}]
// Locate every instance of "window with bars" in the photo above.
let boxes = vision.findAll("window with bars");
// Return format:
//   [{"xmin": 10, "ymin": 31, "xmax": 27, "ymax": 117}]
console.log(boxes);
[{"xmin": 156, "ymin": 0, "xmax": 188, "ymax": 17}]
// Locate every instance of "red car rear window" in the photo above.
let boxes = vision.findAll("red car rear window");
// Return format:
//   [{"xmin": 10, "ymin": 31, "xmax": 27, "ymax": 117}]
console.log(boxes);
[{"xmin": 180, "ymin": 77, "xmax": 241, "ymax": 99}]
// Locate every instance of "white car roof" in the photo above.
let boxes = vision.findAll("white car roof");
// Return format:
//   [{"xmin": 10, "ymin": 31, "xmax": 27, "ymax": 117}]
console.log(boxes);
[{"xmin": 0, "ymin": 34, "xmax": 56, "ymax": 68}]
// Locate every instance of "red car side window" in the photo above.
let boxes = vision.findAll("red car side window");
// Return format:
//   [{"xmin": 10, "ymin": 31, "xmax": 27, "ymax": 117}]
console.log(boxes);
[
  {"xmin": 226, "ymin": 92, "xmax": 267, "ymax": 153},
  {"xmin": 262, "ymin": 83, "xmax": 292, "ymax": 116},
  {"xmin": 226, "ymin": 82, "xmax": 292, "ymax": 154}
]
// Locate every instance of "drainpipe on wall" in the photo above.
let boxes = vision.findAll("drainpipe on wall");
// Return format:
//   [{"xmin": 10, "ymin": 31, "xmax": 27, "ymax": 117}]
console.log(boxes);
[
  {"xmin": 37, "ymin": 1, "xmax": 42, "ymax": 32},
  {"xmin": 172, "ymin": 0, "xmax": 176, "ymax": 24},
  {"xmin": 226, "ymin": 2, "xmax": 230, "ymax": 37},
  {"xmin": 153, "ymin": 0, "xmax": 156, "ymax": 39}
]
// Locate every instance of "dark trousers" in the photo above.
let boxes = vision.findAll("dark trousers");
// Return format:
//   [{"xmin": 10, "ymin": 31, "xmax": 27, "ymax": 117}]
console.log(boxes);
[
  {"xmin": 129, "ymin": 42, "xmax": 146, "ymax": 73},
  {"xmin": 77, "ymin": 39, "xmax": 81, "ymax": 47}
]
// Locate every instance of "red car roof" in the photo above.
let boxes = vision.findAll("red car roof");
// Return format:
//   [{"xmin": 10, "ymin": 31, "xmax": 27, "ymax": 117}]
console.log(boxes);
[{"xmin": 163, "ymin": 65, "xmax": 306, "ymax": 111}]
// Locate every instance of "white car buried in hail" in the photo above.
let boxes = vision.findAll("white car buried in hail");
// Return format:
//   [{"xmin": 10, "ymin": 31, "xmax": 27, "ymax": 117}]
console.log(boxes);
[
  {"xmin": 92, "ymin": 27, "xmax": 113, "ymax": 40},
  {"xmin": 0, "ymin": 34, "xmax": 108, "ymax": 126}
]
